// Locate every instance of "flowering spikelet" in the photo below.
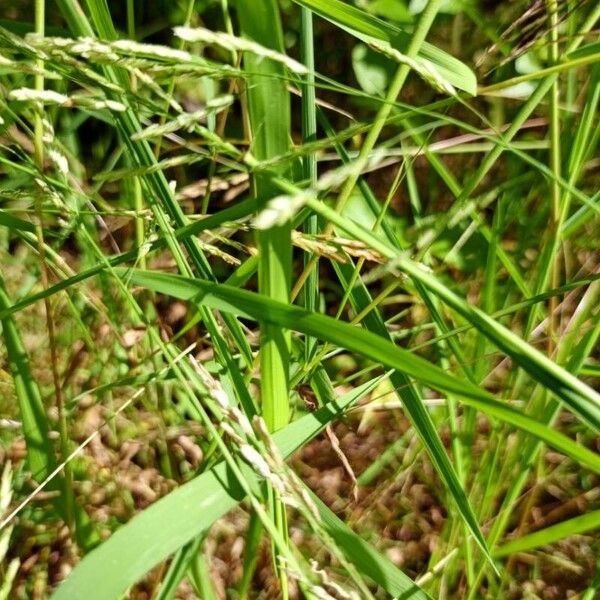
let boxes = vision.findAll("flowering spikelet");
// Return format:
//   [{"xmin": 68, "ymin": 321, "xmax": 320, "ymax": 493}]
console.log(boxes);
[
  {"xmin": 310, "ymin": 560, "xmax": 361, "ymax": 600},
  {"xmin": 367, "ymin": 40, "xmax": 456, "ymax": 96},
  {"xmin": 253, "ymin": 192, "xmax": 311, "ymax": 230},
  {"xmin": 131, "ymin": 96, "xmax": 233, "ymax": 141},
  {"xmin": 112, "ymin": 39, "xmax": 192, "ymax": 63},
  {"xmin": 174, "ymin": 26, "xmax": 308, "ymax": 74},
  {"xmin": 9, "ymin": 88, "xmax": 70, "ymax": 105},
  {"xmin": 9, "ymin": 88, "xmax": 126, "ymax": 113}
]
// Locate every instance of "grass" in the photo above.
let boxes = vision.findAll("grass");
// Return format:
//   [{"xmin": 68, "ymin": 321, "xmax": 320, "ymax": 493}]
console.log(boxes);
[{"xmin": 0, "ymin": 0, "xmax": 599, "ymax": 598}]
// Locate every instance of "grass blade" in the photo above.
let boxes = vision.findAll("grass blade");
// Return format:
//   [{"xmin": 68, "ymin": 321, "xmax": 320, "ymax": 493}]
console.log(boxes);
[
  {"xmin": 0, "ymin": 278, "xmax": 54, "ymax": 481},
  {"xmin": 304, "ymin": 196, "xmax": 600, "ymax": 432},
  {"xmin": 493, "ymin": 510, "xmax": 600, "ymax": 558},
  {"xmin": 121, "ymin": 268, "xmax": 600, "ymax": 474},
  {"xmin": 290, "ymin": 0, "xmax": 477, "ymax": 94},
  {"xmin": 52, "ymin": 380, "xmax": 431, "ymax": 600},
  {"xmin": 237, "ymin": 0, "xmax": 292, "ymax": 431}
]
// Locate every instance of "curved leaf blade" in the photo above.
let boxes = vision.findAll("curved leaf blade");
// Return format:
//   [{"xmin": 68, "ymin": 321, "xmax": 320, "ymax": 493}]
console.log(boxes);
[
  {"xmin": 53, "ymin": 380, "xmax": 431, "ymax": 600},
  {"xmin": 122, "ymin": 268, "xmax": 600, "ymax": 474},
  {"xmin": 290, "ymin": 0, "xmax": 477, "ymax": 95},
  {"xmin": 493, "ymin": 509, "xmax": 600, "ymax": 558}
]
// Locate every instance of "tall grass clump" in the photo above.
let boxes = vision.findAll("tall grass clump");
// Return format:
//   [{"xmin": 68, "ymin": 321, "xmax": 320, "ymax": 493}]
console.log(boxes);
[{"xmin": 0, "ymin": 0, "xmax": 598, "ymax": 598}]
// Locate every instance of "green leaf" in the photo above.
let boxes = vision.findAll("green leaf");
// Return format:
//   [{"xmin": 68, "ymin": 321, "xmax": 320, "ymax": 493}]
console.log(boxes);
[
  {"xmin": 0, "ymin": 278, "xmax": 54, "ymax": 481},
  {"xmin": 120, "ymin": 268, "xmax": 600, "ymax": 475},
  {"xmin": 352, "ymin": 43, "xmax": 396, "ymax": 96},
  {"xmin": 368, "ymin": 0, "xmax": 413, "ymax": 23},
  {"xmin": 53, "ymin": 380, "xmax": 431, "ymax": 600},
  {"xmin": 567, "ymin": 41, "xmax": 600, "ymax": 61},
  {"xmin": 304, "ymin": 196, "xmax": 600, "ymax": 433},
  {"xmin": 0, "ymin": 210, "xmax": 35, "ymax": 233},
  {"xmin": 493, "ymin": 509, "xmax": 600, "ymax": 558},
  {"xmin": 236, "ymin": 0, "xmax": 293, "ymax": 431},
  {"xmin": 289, "ymin": 0, "xmax": 477, "ymax": 95}
]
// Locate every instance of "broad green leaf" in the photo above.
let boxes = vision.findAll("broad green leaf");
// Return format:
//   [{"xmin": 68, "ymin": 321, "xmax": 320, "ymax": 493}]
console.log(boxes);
[
  {"xmin": 53, "ymin": 380, "xmax": 431, "ymax": 600},
  {"xmin": 236, "ymin": 0, "xmax": 293, "ymax": 432},
  {"xmin": 121, "ymin": 268, "xmax": 600, "ymax": 475},
  {"xmin": 352, "ymin": 43, "xmax": 396, "ymax": 96},
  {"xmin": 290, "ymin": 0, "xmax": 477, "ymax": 95},
  {"xmin": 368, "ymin": 0, "xmax": 412, "ymax": 23},
  {"xmin": 567, "ymin": 41, "xmax": 600, "ymax": 61}
]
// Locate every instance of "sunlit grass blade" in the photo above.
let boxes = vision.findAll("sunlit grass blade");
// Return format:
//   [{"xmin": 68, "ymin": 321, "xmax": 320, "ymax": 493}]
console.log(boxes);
[
  {"xmin": 235, "ymin": 2, "xmax": 293, "ymax": 595},
  {"xmin": 52, "ymin": 380, "xmax": 432, "ymax": 600},
  {"xmin": 289, "ymin": 0, "xmax": 477, "ymax": 94},
  {"xmin": 3, "ymin": 0, "xmax": 600, "ymax": 595},
  {"xmin": 120, "ymin": 267, "xmax": 600, "ymax": 474},
  {"xmin": 493, "ymin": 509, "xmax": 600, "ymax": 558},
  {"xmin": 236, "ymin": 0, "xmax": 292, "ymax": 432},
  {"xmin": 304, "ymin": 197, "xmax": 600, "ymax": 431}
]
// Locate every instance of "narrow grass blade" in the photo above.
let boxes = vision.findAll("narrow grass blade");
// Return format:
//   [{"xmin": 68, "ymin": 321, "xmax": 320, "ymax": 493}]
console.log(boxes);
[
  {"xmin": 57, "ymin": 0, "xmax": 255, "ymax": 372},
  {"xmin": 304, "ymin": 197, "xmax": 600, "ymax": 432},
  {"xmin": 331, "ymin": 261, "xmax": 487, "ymax": 565},
  {"xmin": 0, "ymin": 196, "xmax": 260, "ymax": 323},
  {"xmin": 155, "ymin": 538, "xmax": 203, "ymax": 600},
  {"xmin": 309, "ymin": 491, "xmax": 432, "ymax": 599},
  {"xmin": 121, "ymin": 268, "xmax": 600, "ymax": 474},
  {"xmin": 493, "ymin": 510, "xmax": 600, "ymax": 558},
  {"xmin": 0, "ymin": 211, "xmax": 35, "ymax": 232},
  {"xmin": 0, "ymin": 278, "xmax": 54, "ymax": 481}
]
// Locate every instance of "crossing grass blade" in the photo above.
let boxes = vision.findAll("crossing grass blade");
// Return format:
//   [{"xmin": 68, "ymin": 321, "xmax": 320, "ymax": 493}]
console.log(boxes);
[
  {"xmin": 289, "ymin": 0, "xmax": 477, "ymax": 95},
  {"xmin": 0, "ymin": 196, "xmax": 260, "ymax": 324},
  {"xmin": 303, "ymin": 196, "xmax": 600, "ymax": 431},
  {"xmin": 493, "ymin": 510, "xmax": 600, "ymax": 558},
  {"xmin": 56, "ymin": 0, "xmax": 255, "ymax": 365},
  {"xmin": 4, "ymin": 0, "xmax": 599, "ymax": 596},
  {"xmin": 120, "ymin": 267, "xmax": 600, "ymax": 474},
  {"xmin": 52, "ymin": 379, "xmax": 431, "ymax": 600},
  {"xmin": 330, "ymin": 259, "xmax": 485, "ymax": 569}
]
